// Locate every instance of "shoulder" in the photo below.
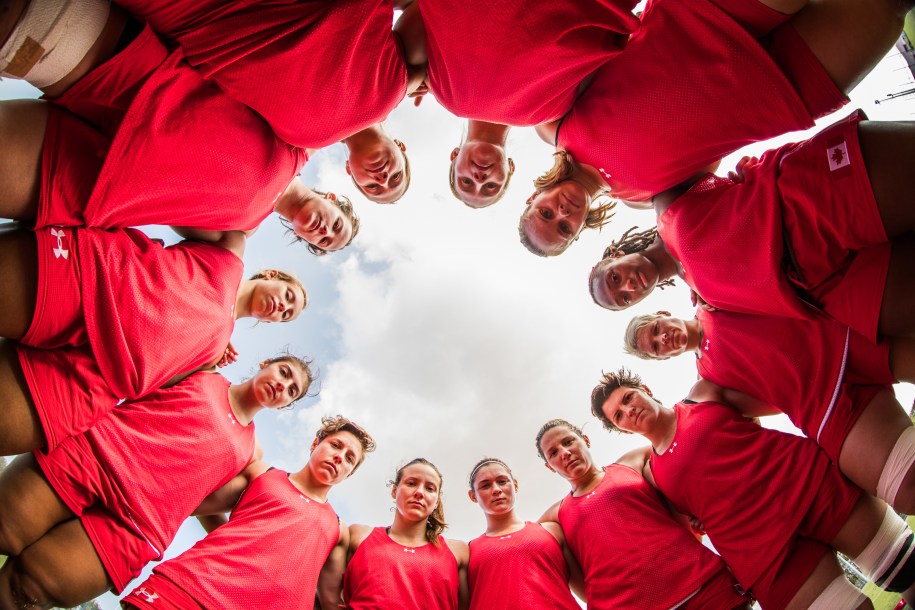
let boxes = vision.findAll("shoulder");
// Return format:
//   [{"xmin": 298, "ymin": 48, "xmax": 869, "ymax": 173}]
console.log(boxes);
[
  {"xmin": 348, "ymin": 524, "xmax": 375, "ymax": 551},
  {"xmin": 538, "ymin": 499, "xmax": 563, "ymax": 523},
  {"xmin": 444, "ymin": 538, "xmax": 470, "ymax": 566},
  {"xmin": 539, "ymin": 520, "xmax": 565, "ymax": 545},
  {"xmin": 615, "ymin": 447, "xmax": 650, "ymax": 471}
]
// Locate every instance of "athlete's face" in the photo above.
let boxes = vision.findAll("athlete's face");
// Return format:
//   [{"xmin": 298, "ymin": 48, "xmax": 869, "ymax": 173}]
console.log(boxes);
[
  {"xmin": 469, "ymin": 464, "xmax": 517, "ymax": 515},
  {"xmin": 521, "ymin": 181, "xmax": 591, "ymax": 255},
  {"xmin": 253, "ymin": 360, "xmax": 308, "ymax": 409},
  {"xmin": 590, "ymin": 251, "xmax": 658, "ymax": 310},
  {"xmin": 600, "ymin": 386, "xmax": 661, "ymax": 436},
  {"xmin": 346, "ymin": 136, "xmax": 408, "ymax": 203},
  {"xmin": 309, "ymin": 431, "xmax": 363, "ymax": 485},
  {"xmin": 250, "ymin": 275, "xmax": 305, "ymax": 323},
  {"xmin": 291, "ymin": 193, "xmax": 353, "ymax": 252},
  {"xmin": 451, "ymin": 143, "xmax": 513, "ymax": 208},
  {"xmin": 393, "ymin": 463, "xmax": 441, "ymax": 522},
  {"xmin": 635, "ymin": 315, "xmax": 689, "ymax": 359},
  {"xmin": 539, "ymin": 427, "xmax": 593, "ymax": 482}
]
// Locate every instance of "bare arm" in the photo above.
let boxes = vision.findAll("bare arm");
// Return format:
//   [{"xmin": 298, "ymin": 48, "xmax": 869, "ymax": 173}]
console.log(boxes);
[
  {"xmin": 393, "ymin": 2, "xmax": 427, "ymax": 68},
  {"xmin": 316, "ymin": 521, "xmax": 350, "ymax": 609},
  {"xmin": 689, "ymin": 378, "xmax": 781, "ymax": 418},
  {"xmin": 537, "ymin": 499, "xmax": 562, "ymax": 524},
  {"xmin": 196, "ymin": 513, "xmax": 229, "ymax": 533},
  {"xmin": 192, "ymin": 457, "xmax": 268, "ymax": 516},
  {"xmin": 541, "ymin": 521, "xmax": 586, "ymax": 602},
  {"xmin": 445, "ymin": 539, "xmax": 470, "ymax": 610},
  {"xmin": 170, "ymin": 228, "xmax": 247, "ymax": 259},
  {"xmin": 535, "ymin": 120, "xmax": 560, "ymax": 145}
]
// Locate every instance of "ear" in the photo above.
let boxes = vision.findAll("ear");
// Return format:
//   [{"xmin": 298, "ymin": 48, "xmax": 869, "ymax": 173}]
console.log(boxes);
[
  {"xmin": 611, "ymin": 249, "xmax": 626, "ymax": 259},
  {"xmin": 390, "ymin": 485, "xmax": 397, "ymax": 500},
  {"xmin": 642, "ymin": 385, "xmax": 654, "ymax": 397},
  {"xmin": 450, "ymin": 147, "xmax": 460, "ymax": 162},
  {"xmin": 310, "ymin": 437, "xmax": 320, "ymax": 453},
  {"xmin": 583, "ymin": 434, "xmax": 591, "ymax": 448},
  {"xmin": 656, "ymin": 310, "xmax": 671, "ymax": 316},
  {"xmin": 467, "ymin": 489, "xmax": 477, "ymax": 504},
  {"xmin": 525, "ymin": 192, "xmax": 537, "ymax": 206},
  {"xmin": 395, "ymin": 139, "xmax": 406, "ymax": 152},
  {"xmin": 513, "ymin": 478, "xmax": 520, "ymax": 492},
  {"xmin": 263, "ymin": 269, "xmax": 279, "ymax": 280},
  {"xmin": 507, "ymin": 158, "xmax": 515, "ymax": 174},
  {"xmin": 326, "ymin": 192, "xmax": 337, "ymax": 201},
  {"xmin": 259, "ymin": 359, "xmax": 269, "ymax": 369},
  {"xmin": 344, "ymin": 161, "xmax": 352, "ymax": 176},
  {"xmin": 543, "ymin": 461, "xmax": 555, "ymax": 473}
]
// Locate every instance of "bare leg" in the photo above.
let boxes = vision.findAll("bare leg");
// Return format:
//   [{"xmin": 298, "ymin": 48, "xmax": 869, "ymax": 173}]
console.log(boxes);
[
  {"xmin": 791, "ymin": 0, "xmax": 907, "ymax": 94},
  {"xmin": 858, "ymin": 121, "xmax": 915, "ymax": 238},
  {"xmin": 840, "ymin": 389, "xmax": 915, "ymax": 512},
  {"xmin": 758, "ymin": 0, "xmax": 809, "ymax": 15},
  {"xmin": 0, "ymin": 226, "xmax": 37, "ymax": 340},
  {"xmin": 0, "ymin": 455, "xmax": 72, "ymax": 556},
  {"xmin": 0, "ymin": 339, "xmax": 44, "ymax": 455},
  {"xmin": 0, "ymin": 100, "xmax": 46, "ymax": 223},
  {"xmin": 0, "ymin": 519, "xmax": 110, "ymax": 610},
  {"xmin": 0, "ymin": 0, "xmax": 29, "ymax": 49},
  {"xmin": 879, "ymin": 234, "xmax": 915, "ymax": 338},
  {"xmin": 890, "ymin": 336, "xmax": 915, "ymax": 383},
  {"xmin": 786, "ymin": 551, "xmax": 874, "ymax": 609}
]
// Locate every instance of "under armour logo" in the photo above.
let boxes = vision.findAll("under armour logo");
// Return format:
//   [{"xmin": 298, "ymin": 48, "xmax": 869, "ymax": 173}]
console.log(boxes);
[
  {"xmin": 704, "ymin": 339, "xmax": 710, "ymax": 351},
  {"xmin": 229, "ymin": 303, "xmax": 236, "ymax": 318},
  {"xmin": 300, "ymin": 495, "xmax": 310, "ymax": 503},
  {"xmin": 403, "ymin": 548, "xmax": 416, "ymax": 554},
  {"xmin": 228, "ymin": 412, "xmax": 237, "ymax": 425},
  {"xmin": 498, "ymin": 534, "xmax": 512, "ymax": 540},
  {"xmin": 50, "ymin": 228, "xmax": 69, "ymax": 259},
  {"xmin": 669, "ymin": 442, "xmax": 678, "ymax": 454},
  {"xmin": 598, "ymin": 167, "xmax": 612, "ymax": 180},
  {"xmin": 586, "ymin": 491, "xmax": 597, "ymax": 499},
  {"xmin": 827, "ymin": 141, "xmax": 850, "ymax": 171},
  {"xmin": 134, "ymin": 588, "xmax": 159, "ymax": 603}
]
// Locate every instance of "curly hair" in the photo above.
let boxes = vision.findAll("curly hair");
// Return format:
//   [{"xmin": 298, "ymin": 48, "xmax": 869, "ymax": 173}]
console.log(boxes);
[
  {"xmin": 467, "ymin": 457, "xmax": 514, "ymax": 490},
  {"xmin": 590, "ymin": 368, "xmax": 645, "ymax": 433},
  {"xmin": 534, "ymin": 419, "xmax": 585, "ymax": 461},
  {"xmin": 391, "ymin": 458, "xmax": 448, "ymax": 546},
  {"xmin": 315, "ymin": 415, "xmax": 376, "ymax": 470},
  {"xmin": 248, "ymin": 270, "xmax": 308, "ymax": 313},
  {"xmin": 279, "ymin": 190, "xmax": 361, "ymax": 256}
]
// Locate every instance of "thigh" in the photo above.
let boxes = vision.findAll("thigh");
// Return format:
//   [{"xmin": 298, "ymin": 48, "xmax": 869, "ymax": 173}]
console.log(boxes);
[
  {"xmin": 0, "ymin": 99, "xmax": 46, "ymax": 222},
  {"xmin": 840, "ymin": 388, "xmax": 910, "ymax": 498},
  {"xmin": 858, "ymin": 121, "xmax": 915, "ymax": 238},
  {"xmin": 790, "ymin": 0, "xmax": 905, "ymax": 94},
  {"xmin": 890, "ymin": 336, "xmax": 915, "ymax": 383},
  {"xmin": 0, "ymin": 226, "xmax": 38, "ymax": 341},
  {"xmin": 786, "ymin": 551, "xmax": 871, "ymax": 610},
  {"xmin": 0, "ymin": 518, "xmax": 110, "ymax": 609},
  {"xmin": 0, "ymin": 454, "xmax": 72, "ymax": 555},
  {"xmin": 879, "ymin": 233, "xmax": 915, "ymax": 338},
  {"xmin": 0, "ymin": 338, "xmax": 45, "ymax": 455},
  {"xmin": 829, "ymin": 493, "xmax": 886, "ymax": 558}
]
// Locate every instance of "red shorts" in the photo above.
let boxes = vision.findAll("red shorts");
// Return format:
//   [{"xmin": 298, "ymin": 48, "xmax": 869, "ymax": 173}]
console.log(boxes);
[
  {"xmin": 18, "ymin": 343, "xmax": 118, "ymax": 451},
  {"xmin": 679, "ymin": 565, "xmax": 750, "ymax": 609},
  {"xmin": 123, "ymin": 574, "xmax": 204, "ymax": 610},
  {"xmin": 34, "ymin": 435, "xmax": 157, "ymax": 593},
  {"xmin": 21, "ymin": 227, "xmax": 86, "ymax": 348},
  {"xmin": 821, "ymin": 383, "xmax": 890, "ymax": 464},
  {"xmin": 37, "ymin": 108, "xmax": 108, "ymax": 229},
  {"xmin": 779, "ymin": 110, "xmax": 888, "ymax": 341},
  {"xmin": 845, "ymin": 331, "xmax": 895, "ymax": 386},
  {"xmin": 750, "ymin": 464, "xmax": 861, "ymax": 609}
]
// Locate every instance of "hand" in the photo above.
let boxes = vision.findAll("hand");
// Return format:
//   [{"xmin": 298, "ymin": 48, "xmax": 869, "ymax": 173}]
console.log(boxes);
[
  {"xmin": 690, "ymin": 289, "xmax": 718, "ymax": 312},
  {"xmin": 408, "ymin": 80, "xmax": 429, "ymax": 107},
  {"xmin": 726, "ymin": 156, "xmax": 758, "ymax": 183},
  {"xmin": 217, "ymin": 342, "xmax": 239, "ymax": 367},
  {"xmin": 688, "ymin": 515, "xmax": 706, "ymax": 536}
]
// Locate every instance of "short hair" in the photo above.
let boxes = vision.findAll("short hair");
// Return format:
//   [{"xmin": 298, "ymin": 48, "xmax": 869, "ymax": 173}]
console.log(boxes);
[
  {"xmin": 535, "ymin": 419, "xmax": 585, "ymax": 461},
  {"xmin": 623, "ymin": 313, "xmax": 671, "ymax": 360},
  {"xmin": 590, "ymin": 368, "xmax": 645, "ymax": 433},
  {"xmin": 248, "ymin": 269, "xmax": 308, "ymax": 314},
  {"xmin": 390, "ymin": 458, "xmax": 447, "ymax": 545},
  {"xmin": 279, "ymin": 191, "xmax": 360, "ymax": 256},
  {"xmin": 449, "ymin": 154, "xmax": 514, "ymax": 208},
  {"xmin": 314, "ymin": 415, "xmax": 376, "ymax": 470},
  {"xmin": 467, "ymin": 457, "xmax": 514, "ymax": 490}
]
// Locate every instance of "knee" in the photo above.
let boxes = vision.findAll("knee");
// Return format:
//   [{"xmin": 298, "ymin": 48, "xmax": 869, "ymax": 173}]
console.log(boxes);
[
  {"xmin": 0, "ymin": 557, "xmax": 54, "ymax": 610},
  {"xmin": 0, "ymin": 515, "xmax": 30, "ymax": 557}
]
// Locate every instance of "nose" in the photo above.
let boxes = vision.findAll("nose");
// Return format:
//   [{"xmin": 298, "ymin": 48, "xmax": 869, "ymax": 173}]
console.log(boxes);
[
  {"xmin": 660, "ymin": 331, "xmax": 669, "ymax": 345},
  {"xmin": 372, "ymin": 170, "xmax": 388, "ymax": 181},
  {"xmin": 277, "ymin": 301, "xmax": 286, "ymax": 312},
  {"xmin": 557, "ymin": 202, "xmax": 570, "ymax": 217}
]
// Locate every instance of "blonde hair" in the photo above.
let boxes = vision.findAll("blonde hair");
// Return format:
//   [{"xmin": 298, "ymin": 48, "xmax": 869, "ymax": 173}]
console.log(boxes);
[
  {"xmin": 391, "ymin": 458, "xmax": 447, "ymax": 545},
  {"xmin": 623, "ymin": 313, "xmax": 671, "ymax": 360}
]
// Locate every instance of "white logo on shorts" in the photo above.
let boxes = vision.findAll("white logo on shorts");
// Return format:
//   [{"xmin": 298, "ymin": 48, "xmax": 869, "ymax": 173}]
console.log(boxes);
[
  {"xmin": 50, "ymin": 228, "xmax": 69, "ymax": 260},
  {"xmin": 827, "ymin": 141, "xmax": 850, "ymax": 171},
  {"xmin": 134, "ymin": 587, "xmax": 159, "ymax": 603}
]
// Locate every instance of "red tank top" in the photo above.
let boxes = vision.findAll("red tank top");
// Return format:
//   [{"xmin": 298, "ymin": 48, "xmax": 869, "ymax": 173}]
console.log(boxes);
[
  {"xmin": 421, "ymin": 0, "xmax": 638, "ymax": 125},
  {"xmin": 171, "ymin": 0, "xmax": 407, "ymax": 148},
  {"xmin": 344, "ymin": 527, "xmax": 459, "ymax": 610},
  {"xmin": 558, "ymin": 0, "xmax": 814, "ymax": 201},
  {"xmin": 155, "ymin": 468, "xmax": 340, "ymax": 608},
  {"xmin": 649, "ymin": 401, "xmax": 831, "ymax": 589},
  {"xmin": 558, "ymin": 464, "xmax": 723, "ymax": 609},
  {"xmin": 87, "ymin": 372, "xmax": 256, "ymax": 557},
  {"xmin": 468, "ymin": 522, "xmax": 578, "ymax": 610},
  {"xmin": 656, "ymin": 164, "xmax": 813, "ymax": 321},
  {"xmin": 84, "ymin": 47, "xmax": 306, "ymax": 232},
  {"xmin": 77, "ymin": 228, "xmax": 242, "ymax": 400}
]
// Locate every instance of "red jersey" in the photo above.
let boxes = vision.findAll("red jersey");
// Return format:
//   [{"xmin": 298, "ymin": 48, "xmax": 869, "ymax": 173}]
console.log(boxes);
[
  {"xmin": 83, "ymin": 373, "xmax": 255, "ymax": 558},
  {"xmin": 344, "ymin": 527, "xmax": 459, "ymax": 610},
  {"xmin": 118, "ymin": 0, "xmax": 407, "ymax": 148},
  {"xmin": 154, "ymin": 468, "xmax": 340, "ymax": 608},
  {"xmin": 649, "ymin": 401, "xmax": 835, "ymax": 591},
  {"xmin": 78, "ymin": 228, "xmax": 242, "ymax": 400},
  {"xmin": 558, "ymin": 0, "xmax": 816, "ymax": 201},
  {"xmin": 468, "ymin": 522, "xmax": 578, "ymax": 610},
  {"xmin": 557, "ymin": 464, "xmax": 723, "ymax": 609},
  {"xmin": 420, "ymin": 0, "xmax": 638, "ymax": 125}
]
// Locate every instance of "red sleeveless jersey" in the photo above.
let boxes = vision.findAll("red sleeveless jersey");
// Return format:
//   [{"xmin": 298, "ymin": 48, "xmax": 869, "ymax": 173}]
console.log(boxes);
[
  {"xmin": 558, "ymin": 0, "xmax": 817, "ymax": 201},
  {"xmin": 344, "ymin": 527, "xmax": 459, "ymax": 610},
  {"xmin": 77, "ymin": 228, "xmax": 242, "ymax": 400},
  {"xmin": 421, "ymin": 0, "xmax": 638, "ymax": 125},
  {"xmin": 558, "ymin": 464, "xmax": 723, "ymax": 609},
  {"xmin": 117, "ymin": 0, "xmax": 406, "ymax": 148},
  {"xmin": 154, "ymin": 468, "xmax": 340, "ymax": 608},
  {"xmin": 468, "ymin": 522, "xmax": 578, "ymax": 610},
  {"xmin": 649, "ymin": 401, "xmax": 833, "ymax": 590},
  {"xmin": 85, "ymin": 373, "xmax": 255, "ymax": 557}
]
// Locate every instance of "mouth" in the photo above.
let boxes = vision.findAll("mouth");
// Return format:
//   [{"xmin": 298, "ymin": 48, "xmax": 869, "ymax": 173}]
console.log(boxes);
[
  {"xmin": 268, "ymin": 298, "xmax": 277, "ymax": 316},
  {"xmin": 324, "ymin": 461, "xmax": 338, "ymax": 476},
  {"xmin": 407, "ymin": 501, "xmax": 425, "ymax": 510},
  {"xmin": 268, "ymin": 384, "xmax": 277, "ymax": 401},
  {"xmin": 638, "ymin": 271, "xmax": 649, "ymax": 290}
]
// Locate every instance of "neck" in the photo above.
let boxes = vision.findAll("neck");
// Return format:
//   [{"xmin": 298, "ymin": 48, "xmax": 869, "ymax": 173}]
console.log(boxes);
[
  {"xmin": 288, "ymin": 466, "xmax": 331, "ymax": 503},
  {"xmin": 685, "ymin": 318, "xmax": 703, "ymax": 352},
  {"xmin": 645, "ymin": 406, "xmax": 678, "ymax": 453},
  {"xmin": 273, "ymin": 180, "xmax": 311, "ymax": 220},
  {"xmin": 643, "ymin": 238, "xmax": 680, "ymax": 282},
  {"xmin": 574, "ymin": 163, "xmax": 608, "ymax": 197},
  {"xmin": 226, "ymin": 381, "xmax": 265, "ymax": 426},
  {"xmin": 570, "ymin": 464, "xmax": 604, "ymax": 496},
  {"xmin": 466, "ymin": 120, "xmax": 510, "ymax": 146},
  {"xmin": 484, "ymin": 509, "xmax": 524, "ymax": 536},
  {"xmin": 389, "ymin": 513, "xmax": 432, "ymax": 546},
  {"xmin": 234, "ymin": 280, "xmax": 255, "ymax": 319},
  {"xmin": 342, "ymin": 123, "xmax": 385, "ymax": 152}
]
